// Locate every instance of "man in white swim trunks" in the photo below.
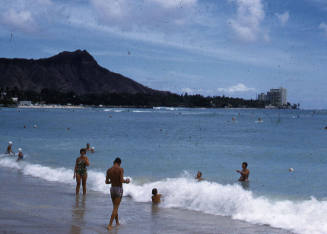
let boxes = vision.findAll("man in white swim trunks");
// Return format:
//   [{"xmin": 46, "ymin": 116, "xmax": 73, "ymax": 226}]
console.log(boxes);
[{"xmin": 105, "ymin": 157, "xmax": 130, "ymax": 230}]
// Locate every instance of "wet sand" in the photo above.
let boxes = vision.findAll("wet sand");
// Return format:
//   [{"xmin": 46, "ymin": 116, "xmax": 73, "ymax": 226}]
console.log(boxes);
[{"xmin": 0, "ymin": 167, "xmax": 293, "ymax": 234}]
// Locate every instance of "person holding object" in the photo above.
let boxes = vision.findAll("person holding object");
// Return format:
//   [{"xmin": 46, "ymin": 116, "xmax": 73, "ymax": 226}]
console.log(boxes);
[
  {"xmin": 105, "ymin": 157, "xmax": 130, "ymax": 230},
  {"xmin": 73, "ymin": 148, "xmax": 90, "ymax": 195},
  {"xmin": 236, "ymin": 162, "xmax": 250, "ymax": 182}
]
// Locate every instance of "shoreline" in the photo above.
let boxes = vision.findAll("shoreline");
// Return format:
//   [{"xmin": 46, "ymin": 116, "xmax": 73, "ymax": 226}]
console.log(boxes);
[
  {"xmin": 7, "ymin": 105, "xmax": 299, "ymax": 110},
  {"xmin": 0, "ymin": 166, "xmax": 293, "ymax": 234}
]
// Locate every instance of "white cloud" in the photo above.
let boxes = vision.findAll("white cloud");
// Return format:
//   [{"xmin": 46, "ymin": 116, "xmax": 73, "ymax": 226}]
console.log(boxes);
[
  {"xmin": 151, "ymin": 0, "xmax": 197, "ymax": 9},
  {"xmin": 275, "ymin": 11, "xmax": 289, "ymax": 26},
  {"xmin": 89, "ymin": 0, "xmax": 199, "ymax": 31},
  {"xmin": 217, "ymin": 83, "xmax": 256, "ymax": 93},
  {"xmin": 229, "ymin": 0, "xmax": 265, "ymax": 42},
  {"xmin": 319, "ymin": 22, "xmax": 327, "ymax": 36},
  {"xmin": 0, "ymin": 0, "xmax": 54, "ymax": 33},
  {"xmin": 181, "ymin": 88, "xmax": 195, "ymax": 94},
  {"xmin": 1, "ymin": 9, "xmax": 37, "ymax": 32}
]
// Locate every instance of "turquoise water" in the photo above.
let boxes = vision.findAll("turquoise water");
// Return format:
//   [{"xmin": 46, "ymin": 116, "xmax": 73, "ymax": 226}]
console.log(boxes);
[{"xmin": 1, "ymin": 107, "xmax": 327, "ymax": 234}]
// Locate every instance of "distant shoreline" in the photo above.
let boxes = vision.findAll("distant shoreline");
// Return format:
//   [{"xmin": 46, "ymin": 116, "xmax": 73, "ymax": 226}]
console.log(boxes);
[
  {"xmin": 12, "ymin": 105, "xmax": 297, "ymax": 110},
  {"xmin": 17, "ymin": 105, "xmax": 84, "ymax": 109}
]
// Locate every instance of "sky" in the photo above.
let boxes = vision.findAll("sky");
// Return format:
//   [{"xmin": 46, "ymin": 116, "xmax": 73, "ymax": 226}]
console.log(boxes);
[{"xmin": 0, "ymin": 0, "xmax": 327, "ymax": 109}]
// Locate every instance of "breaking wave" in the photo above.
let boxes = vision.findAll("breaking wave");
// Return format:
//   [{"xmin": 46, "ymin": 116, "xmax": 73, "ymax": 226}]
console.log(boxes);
[{"xmin": 0, "ymin": 155, "xmax": 326, "ymax": 234}]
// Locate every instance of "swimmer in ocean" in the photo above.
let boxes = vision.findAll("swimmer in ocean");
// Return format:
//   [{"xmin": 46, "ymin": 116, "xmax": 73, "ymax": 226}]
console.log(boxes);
[
  {"xmin": 236, "ymin": 162, "xmax": 250, "ymax": 182},
  {"xmin": 73, "ymin": 148, "xmax": 90, "ymax": 195},
  {"xmin": 17, "ymin": 148, "xmax": 23, "ymax": 161},
  {"xmin": 6, "ymin": 141, "xmax": 14, "ymax": 155},
  {"xmin": 86, "ymin": 143, "xmax": 91, "ymax": 152},
  {"xmin": 91, "ymin": 146, "xmax": 95, "ymax": 153},
  {"xmin": 152, "ymin": 188, "xmax": 161, "ymax": 204},
  {"xmin": 105, "ymin": 157, "xmax": 130, "ymax": 230},
  {"xmin": 195, "ymin": 171, "xmax": 204, "ymax": 181}
]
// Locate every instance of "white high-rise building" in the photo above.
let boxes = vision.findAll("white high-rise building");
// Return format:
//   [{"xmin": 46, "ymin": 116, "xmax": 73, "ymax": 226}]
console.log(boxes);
[{"xmin": 258, "ymin": 87, "xmax": 287, "ymax": 106}]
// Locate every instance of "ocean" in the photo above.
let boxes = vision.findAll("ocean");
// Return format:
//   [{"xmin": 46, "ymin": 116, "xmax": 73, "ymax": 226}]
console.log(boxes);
[{"xmin": 0, "ymin": 107, "xmax": 326, "ymax": 234}]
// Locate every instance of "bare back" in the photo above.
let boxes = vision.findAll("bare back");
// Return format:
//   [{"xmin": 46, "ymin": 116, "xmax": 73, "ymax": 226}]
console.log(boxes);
[{"xmin": 107, "ymin": 166, "xmax": 124, "ymax": 187}]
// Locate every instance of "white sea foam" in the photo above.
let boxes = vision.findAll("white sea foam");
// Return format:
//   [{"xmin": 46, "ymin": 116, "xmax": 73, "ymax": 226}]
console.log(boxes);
[
  {"xmin": 132, "ymin": 110, "xmax": 153, "ymax": 113},
  {"xmin": 103, "ymin": 109, "xmax": 124, "ymax": 112},
  {"xmin": 153, "ymin": 107, "xmax": 178, "ymax": 111},
  {"xmin": 0, "ymin": 156, "xmax": 326, "ymax": 234}
]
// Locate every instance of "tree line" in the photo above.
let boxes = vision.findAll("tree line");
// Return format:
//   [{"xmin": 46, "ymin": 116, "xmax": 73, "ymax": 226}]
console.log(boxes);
[{"xmin": 0, "ymin": 87, "xmax": 267, "ymax": 108}]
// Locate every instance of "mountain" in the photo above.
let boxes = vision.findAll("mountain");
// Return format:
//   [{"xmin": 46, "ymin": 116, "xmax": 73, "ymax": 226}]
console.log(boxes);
[{"xmin": 0, "ymin": 50, "xmax": 166, "ymax": 95}]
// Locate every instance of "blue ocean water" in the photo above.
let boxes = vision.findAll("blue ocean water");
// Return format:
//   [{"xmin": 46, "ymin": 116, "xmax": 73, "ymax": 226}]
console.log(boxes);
[{"xmin": 1, "ymin": 107, "xmax": 327, "ymax": 234}]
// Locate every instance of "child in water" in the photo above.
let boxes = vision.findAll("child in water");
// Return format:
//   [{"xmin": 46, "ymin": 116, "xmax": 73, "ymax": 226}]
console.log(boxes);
[
  {"xmin": 152, "ymin": 188, "xmax": 161, "ymax": 204},
  {"xmin": 17, "ymin": 148, "xmax": 23, "ymax": 161}
]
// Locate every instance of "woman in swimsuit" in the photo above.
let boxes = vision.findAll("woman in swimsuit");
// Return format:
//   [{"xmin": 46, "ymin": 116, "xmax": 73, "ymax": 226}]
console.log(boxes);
[{"xmin": 73, "ymin": 148, "xmax": 90, "ymax": 195}]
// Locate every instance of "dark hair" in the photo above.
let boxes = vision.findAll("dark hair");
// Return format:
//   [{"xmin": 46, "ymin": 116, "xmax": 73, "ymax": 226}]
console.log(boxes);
[
  {"xmin": 242, "ymin": 162, "xmax": 248, "ymax": 168},
  {"xmin": 80, "ymin": 148, "xmax": 86, "ymax": 154},
  {"xmin": 197, "ymin": 171, "xmax": 202, "ymax": 176},
  {"xmin": 152, "ymin": 188, "xmax": 158, "ymax": 195},
  {"xmin": 113, "ymin": 157, "xmax": 121, "ymax": 165}
]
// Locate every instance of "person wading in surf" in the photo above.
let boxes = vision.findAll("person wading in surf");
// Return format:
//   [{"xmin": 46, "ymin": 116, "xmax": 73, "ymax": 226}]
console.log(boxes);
[
  {"xmin": 73, "ymin": 148, "xmax": 90, "ymax": 195},
  {"xmin": 236, "ymin": 162, "xmax": 250, "ymax": 182},
  {"xmin": 105, "ymin": 157, "xmax": 130, "ymax": 230},
  {"xmin": 6, "ymin": 141, "xmax": 14, "ymax": 155}
]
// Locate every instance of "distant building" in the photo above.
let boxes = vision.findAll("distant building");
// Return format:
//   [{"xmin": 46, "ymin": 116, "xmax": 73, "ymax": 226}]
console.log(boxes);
[
  {"xmin": 257, "ymin": 87, "xmax": 287, "ymax": 107},
  {"xmin": 258, "ymin": 93, "xmax": 268, "ymax": 102},
  {"xmin": 19, "ymin": 101, "xmax": 32, "ymax": 106}
]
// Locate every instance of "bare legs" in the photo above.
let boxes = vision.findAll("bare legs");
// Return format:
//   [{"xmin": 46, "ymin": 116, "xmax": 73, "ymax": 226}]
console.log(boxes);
[
  {"xmin": 75, "ymin": 174, "xmax": 87, "ymax": 195},
  {"xmin": 82, "ymin": 174, "xmax": 87, "ymax": 195},
  {"xmin": 107, "ymin": 197, "xmax": 122, "ymax": 230}
]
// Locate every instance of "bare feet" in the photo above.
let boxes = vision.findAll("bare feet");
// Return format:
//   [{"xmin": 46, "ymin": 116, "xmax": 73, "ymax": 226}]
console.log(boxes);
[{"xmin": 107, "ymin": 224, "xmax": 113, "ymax": 230}]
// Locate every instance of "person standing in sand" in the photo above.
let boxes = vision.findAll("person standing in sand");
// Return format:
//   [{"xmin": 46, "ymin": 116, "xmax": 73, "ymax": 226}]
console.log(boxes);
[
  {"xmin": 105, "ymin": 157, "xmax": 130, "ymax": 230},
  {"xmin": 73, "ymin": 148, "xmax": 90, "ymax": 195},
  {"xmin": 236, "ymin": 162, "xmax": 250, "ymax": 182}
]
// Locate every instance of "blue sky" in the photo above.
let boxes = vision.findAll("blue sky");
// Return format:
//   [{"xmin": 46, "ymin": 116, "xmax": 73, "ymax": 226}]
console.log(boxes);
[{"xmin": 0, "ymin": 0, "xmax": 327, "ymax": 108}]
